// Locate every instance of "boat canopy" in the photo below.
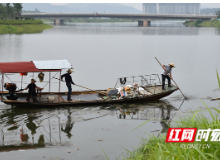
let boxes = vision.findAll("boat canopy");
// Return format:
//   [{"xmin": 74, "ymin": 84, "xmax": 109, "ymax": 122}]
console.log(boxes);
[
  {"xmin": 0, "ymin": 59, "xmax": 72, "ymax": 73},
  {"xmin": 33, "ymin": 59, "xmax": 71, "ymax": 70}
]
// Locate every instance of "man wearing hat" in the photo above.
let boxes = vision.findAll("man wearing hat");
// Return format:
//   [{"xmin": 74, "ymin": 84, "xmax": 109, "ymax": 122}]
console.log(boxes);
[
  {"xmin": 161, "ymin": 63, "xmax": 175, "ymax": 90},
  {"xmin": 24, "ymin": 79, "xmax": 44, "ymax": 102},
  {"xmin": 61, "ymin": 69, "xmax": 75, "ymax": 101}
]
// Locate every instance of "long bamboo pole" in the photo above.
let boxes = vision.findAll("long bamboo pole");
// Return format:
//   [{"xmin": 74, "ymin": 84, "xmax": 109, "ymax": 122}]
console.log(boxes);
[
  {"xmin": 155, "ymin": 57, "xmax": 186, "ymax": 98},
  {"xmin": 52, "ymin": 77, "xmax": 108, "ymax": 96}
]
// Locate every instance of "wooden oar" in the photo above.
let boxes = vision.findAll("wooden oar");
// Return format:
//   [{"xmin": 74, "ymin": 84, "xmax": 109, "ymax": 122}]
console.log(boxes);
[
  {"xmin": 211, "ymin": 98, "xmax": 220, "ymax": 101},
  {"xmin": 52, "ymin": 77, "xmax": 108, "ymax": 96},
  {"xmin": 75, "ymin": 84, "xmax": 108, "ymax": 96},
  {"xmin": 155, "ymin": 57, "xmax": 186, "ymax": 99}
]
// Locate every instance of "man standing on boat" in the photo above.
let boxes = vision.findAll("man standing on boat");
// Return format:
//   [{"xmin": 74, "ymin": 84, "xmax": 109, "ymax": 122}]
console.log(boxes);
[
  {"xmin": 61, "ymin": 69, "xmax": 75, "ymax": 101},
  {"xmin": 24, "ymin": 79, "xmax": 44, "ymax": 102},
  {"xmin": 161, "ymin": 63, "xmax": 175, "ymax": 90}
]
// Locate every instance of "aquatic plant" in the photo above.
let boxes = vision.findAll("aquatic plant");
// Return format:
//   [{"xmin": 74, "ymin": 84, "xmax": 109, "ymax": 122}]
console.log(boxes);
[{"xmin": 217, "ymin": 70, "xmax": 220, "ymax": 89}]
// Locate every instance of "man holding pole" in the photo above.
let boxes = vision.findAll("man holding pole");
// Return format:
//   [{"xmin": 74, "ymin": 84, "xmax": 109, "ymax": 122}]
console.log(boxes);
[
  {"xmin": 161, "ymin": 63, "xmax": 175, "ymax": 90},
  {"xmin": 61, "ymin": 69, "xmax": 75, "ymax": 101}
]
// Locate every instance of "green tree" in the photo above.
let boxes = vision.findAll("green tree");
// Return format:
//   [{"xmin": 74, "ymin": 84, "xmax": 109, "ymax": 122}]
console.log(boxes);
[
  {"xmin": 0, "ymin": 3, "xmax": 23, "ymax": 20},
  {"xmin": 6, "ymin": 3, "xmax": 10, "ymax": 19},
  {"xmin": 13, "ymin": 3, "xmax": 22, "ymax": 18},
  {"xmin": 0, "ymin": 3, "xmax": 7, "ymax": 20},
  {"xmin": 216, "ymin": 10, "xmax": 220, "ymax": 18},
  {"xmin": 0, "ymin": 3, "xmax": 3, "ymax": 19}
]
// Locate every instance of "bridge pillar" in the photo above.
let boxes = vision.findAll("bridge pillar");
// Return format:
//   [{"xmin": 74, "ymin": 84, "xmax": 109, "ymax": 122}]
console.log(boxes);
[
  {"xmin": 138, "ymin": 20, "xmax": 151, "ymax": 27},
  {"xmin": 54, "ymin": 19, "xmax": 64, "ymax": 25}
]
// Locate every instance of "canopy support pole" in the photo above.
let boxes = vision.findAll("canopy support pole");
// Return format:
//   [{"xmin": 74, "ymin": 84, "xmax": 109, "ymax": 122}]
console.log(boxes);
[
  {"xmin": 21, "ymin": 75, "xmax": 23, "ymax": 89},
  {"xmin": 1, "ymin": 74, "xmax": 4, "ymax": 101},
  {"xmin": 49, "ymin": 72, "xmax": 51, "ymax": 93},
  {"xmin": 58, "ymin": 71, "xmax": 61, "ymax": 103}
]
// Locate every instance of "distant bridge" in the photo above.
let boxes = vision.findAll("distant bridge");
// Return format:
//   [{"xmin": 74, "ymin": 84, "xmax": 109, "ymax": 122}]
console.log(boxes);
[{"xmin": 21, "ymin": 13, "xmax": 217, "ymax": 26}]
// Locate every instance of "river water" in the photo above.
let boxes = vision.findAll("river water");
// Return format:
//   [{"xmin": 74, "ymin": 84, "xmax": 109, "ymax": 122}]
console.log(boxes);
[{"xmin": 0, "ymin": 21, "xmax": 220, "ymax": 159}]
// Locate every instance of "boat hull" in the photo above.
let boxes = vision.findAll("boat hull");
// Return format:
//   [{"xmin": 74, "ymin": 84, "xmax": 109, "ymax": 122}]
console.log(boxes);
[{"xmin": 2, "ymin": 85, "xmax": 178, "ymax": 107}]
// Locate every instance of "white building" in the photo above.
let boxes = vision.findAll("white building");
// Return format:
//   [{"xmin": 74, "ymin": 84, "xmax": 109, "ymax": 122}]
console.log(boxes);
[
  {"xmin": 143, "ymin": 3, "xmax": 200, "ymax": 15},
  {"xmin": 158, "ymin": 3, "xmax": 200, "ymax": 15},
  {"xmin": 142, "ymin": 3, "xmax": 157, "ymax": 14}
]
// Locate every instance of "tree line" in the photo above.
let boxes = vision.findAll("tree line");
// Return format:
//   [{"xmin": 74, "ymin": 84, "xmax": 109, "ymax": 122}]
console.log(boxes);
[
  {"xmin": 216, "ymin": 10, "xmax": 220, "ymax": 18},
  {"xmin": 0, "ymin": 3, "xmax": 23, "ymax": 20}
]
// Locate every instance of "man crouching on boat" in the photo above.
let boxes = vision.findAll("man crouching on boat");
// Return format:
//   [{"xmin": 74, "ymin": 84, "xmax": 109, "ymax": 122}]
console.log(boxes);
[
  {"xmin": 61, "ymin": 69, "xmax": 75, "ymax": 101},
  {"xmin": 24, "ymin": 79, "xmax": 44, "ymax": 102},
  {"xmin": 161, "ymin": 63, "xmax": 175, "ymax": 90}
]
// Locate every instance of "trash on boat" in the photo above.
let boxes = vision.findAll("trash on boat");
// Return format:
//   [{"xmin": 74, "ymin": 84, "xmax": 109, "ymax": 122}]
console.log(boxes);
[{"xmin": 101, "ymin": 84, "xmax": 152, "ymax": 101}]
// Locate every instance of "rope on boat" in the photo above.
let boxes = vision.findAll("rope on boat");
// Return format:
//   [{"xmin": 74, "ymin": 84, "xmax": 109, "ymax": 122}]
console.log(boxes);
[
  {"xmin": 43, "ymin": 72, "xmax": 59, "ymax": 88},
  {"xmin": 52, "ymin": 77, "xmax": 108, "ymax": 96}
]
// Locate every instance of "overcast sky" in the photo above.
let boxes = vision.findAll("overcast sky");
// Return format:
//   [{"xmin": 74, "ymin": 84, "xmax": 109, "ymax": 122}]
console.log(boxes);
[{"xmin": 50, "ymin": 3, "xmax": 220, "ymax": 11}]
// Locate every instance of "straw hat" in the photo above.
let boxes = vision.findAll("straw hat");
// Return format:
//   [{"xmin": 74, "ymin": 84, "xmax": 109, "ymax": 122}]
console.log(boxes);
[
  {"xmin": 31, "ymin": 79, "xmax": 36, "ymax": 83},
  {"xmin": 169, "ymin": 63, "xmax": 175, "ymax": 68},
  {"xmin": 67, "ymin": 69, "xmax": 74, "ymax": 73}
]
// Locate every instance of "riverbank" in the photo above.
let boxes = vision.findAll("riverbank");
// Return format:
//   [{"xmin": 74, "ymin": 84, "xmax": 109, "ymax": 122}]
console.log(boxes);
[
  {"xmin": 0, "ymin": 20, "xmax": 53, "ymax": 34},
  {"xmin": 125, "ymin": 100, "xmax": 220, "ymax": 160},
  {"xmin": 183, "ymin": 19, "xmax": 220, "ymax": 27}
]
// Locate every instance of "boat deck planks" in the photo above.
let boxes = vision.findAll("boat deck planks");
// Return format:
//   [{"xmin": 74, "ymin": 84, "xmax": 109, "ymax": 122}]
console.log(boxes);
[{"xmin": 145, "ymin": 85, "xmax": 176, "ymax": 94}]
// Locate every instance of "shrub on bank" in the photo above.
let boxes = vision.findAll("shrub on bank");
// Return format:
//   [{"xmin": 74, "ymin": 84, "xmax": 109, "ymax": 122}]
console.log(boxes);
[
  {"xmin": 195, "ymin": 19, "xmax": 203, "ymax": 25},
  {"xmin": 0, "ymin": 19, "xmax": 43, "ymax": 25},
  {"xmin": 183, "ymin": 19, "xmax": 220, "ymax": 27},
  {"xmin": 0, "ymin": 23, "xmax": 52, "ymax": 34}
]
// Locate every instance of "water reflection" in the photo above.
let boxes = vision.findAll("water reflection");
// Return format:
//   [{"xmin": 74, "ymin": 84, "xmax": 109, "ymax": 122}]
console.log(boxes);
[
  {"xmin": 115, "ymin": 102, "xmax": 177, "ymax": 134},
  {"xmin": 141, "ymin": 27, "xmax": 199, "ymax": 35},
  {"xmin": 43, "ymin": 22, "xmax": 220, "ymax": 36},
  {"xmin": 0, "ymin": 101, "xmax": 182, "ymax": 152},
  {"xmin": 117, "ymin": 107, "xmax": 171, "ymax": 120},
  {"xmin": 61, "ymin": 109, "xmax": 74, "ymax": 138}
]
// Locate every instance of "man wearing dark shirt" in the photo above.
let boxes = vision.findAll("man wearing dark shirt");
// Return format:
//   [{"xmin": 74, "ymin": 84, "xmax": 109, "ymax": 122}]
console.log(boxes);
[
  {"xmin": 24, "ymin": 79, "xmax": 44, "ymax": 102},
  {"xmin": 61, "ymin": 69, "xmax": 75, "ymax": 101}
]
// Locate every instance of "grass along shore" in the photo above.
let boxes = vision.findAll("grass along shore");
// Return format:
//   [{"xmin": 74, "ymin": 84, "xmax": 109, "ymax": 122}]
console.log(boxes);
[
  {"xmin": 123, "ymin": 72, "xmax": 220, "ymax": 160},
  {"xmin": 125, "ymin": 104, "xmax": 220, "ymax": 160},
  {"xmin": 0, "ymin": 19, "xmax": 53, "ymax": 34},
  {"xmin": 183, "ymin": 19, "xmax": 220, "ymax": 27}
]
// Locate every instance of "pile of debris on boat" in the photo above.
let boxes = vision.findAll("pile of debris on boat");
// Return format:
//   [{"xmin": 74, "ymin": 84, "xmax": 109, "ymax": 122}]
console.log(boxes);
[{"xmin": 100, "ymin": 84, "xmax": 152, "ymax": 101}]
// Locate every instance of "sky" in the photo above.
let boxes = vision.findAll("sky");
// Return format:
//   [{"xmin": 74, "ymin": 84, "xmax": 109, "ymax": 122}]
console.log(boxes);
[{"xmin": 50, "ymin": 3, "xmax": 220, "ymax": 11}]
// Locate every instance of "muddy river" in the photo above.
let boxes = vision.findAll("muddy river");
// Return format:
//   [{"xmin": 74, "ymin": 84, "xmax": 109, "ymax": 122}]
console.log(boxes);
[{"xmin": 0, "ymin": 21, "xmax": 220, "ymax": 159}]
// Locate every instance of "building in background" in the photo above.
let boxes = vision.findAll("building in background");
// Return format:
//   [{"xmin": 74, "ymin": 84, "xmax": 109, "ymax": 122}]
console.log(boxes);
[
  {"xmin": 143, "ymin": 3, "xmax": 200, "ymax": 15},
  {"xmin": 158, "ymin": 3, "xmax": 200, "ymax": 15},
  {"xmin": 142, "ymin": 3, "xmax": 157, "ymax": 14}
]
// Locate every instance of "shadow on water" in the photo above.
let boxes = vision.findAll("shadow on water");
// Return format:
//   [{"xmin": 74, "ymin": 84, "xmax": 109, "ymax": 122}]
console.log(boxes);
[{"xmin": 0, "ymin": 100, "xmax": 183, "ymax": 153}]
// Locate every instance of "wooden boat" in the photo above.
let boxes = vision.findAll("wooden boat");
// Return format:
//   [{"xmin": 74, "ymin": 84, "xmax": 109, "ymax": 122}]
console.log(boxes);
[{"xmin": 0, "ymin": 60, "xmax": 178, "ymax": 107}]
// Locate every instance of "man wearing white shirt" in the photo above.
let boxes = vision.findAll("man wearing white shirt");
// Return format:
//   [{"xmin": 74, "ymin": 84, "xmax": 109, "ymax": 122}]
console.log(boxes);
[{"xmin": 161, "ymin": 63, "xmax": 175, "ymax": 90}]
